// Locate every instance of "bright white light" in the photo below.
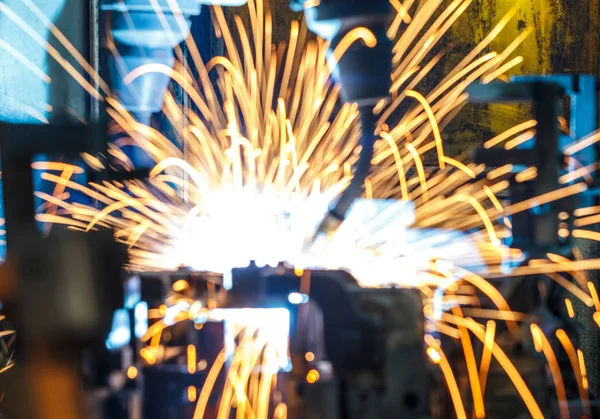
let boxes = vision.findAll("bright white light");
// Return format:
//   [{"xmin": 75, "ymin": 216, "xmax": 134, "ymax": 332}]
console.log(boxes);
[
  {"xmin": 164, "ymin": 302, "xmax": 189, "ymax": 326},
  {"xmin": 106, "ymin": 309, "xmax": 131, "ymax": 350},
  {"xmin": 211, "ymin": 308, "xmax": 291, "ymax": 372},
  {"xmin": 134, "ymin": 302, "xmax": 149, "ymax": 339},
  {"xmin": 288, "ymin": 292, "xmax": 309, "ymax": 304},
  {"xmin": 158, "ymin": 195, "xmax": 517, "ymax": 290},
  {"xmin": 164, "ymin": 189, "xmax": 331, "ymax": 274},
  {"xmin": 223, "ymin": 270, "xmax": 233, "ymax": 291}
]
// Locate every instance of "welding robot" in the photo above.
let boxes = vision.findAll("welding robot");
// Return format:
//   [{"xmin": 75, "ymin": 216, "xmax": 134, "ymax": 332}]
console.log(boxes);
[
  {"xmin": 0, "ymin": 0, "xmax": 599, "ymax": 418},
  {"xmin": 0, "ymin": 0, "xmax": 423, "ymax": 417},
  {"xmin": 106, "ymin": 0, "xmax": 431, "ymax": 417},
  {"xmin": 101, "ymin": 1, "xmax": 600, "ymax": 416}
]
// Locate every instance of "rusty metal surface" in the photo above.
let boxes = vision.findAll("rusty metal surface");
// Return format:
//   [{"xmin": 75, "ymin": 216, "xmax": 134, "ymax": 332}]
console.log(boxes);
[
  {"xmin": 238, "ymin": 0, "xmax": 598, "ymax": 73},
  {"xmin": 222, "ymin": 1, "xmax": 599, "ymax": 154},
  {"xmin": 446, "ymin": 0, "xmax": 599, "ymax": 155}
]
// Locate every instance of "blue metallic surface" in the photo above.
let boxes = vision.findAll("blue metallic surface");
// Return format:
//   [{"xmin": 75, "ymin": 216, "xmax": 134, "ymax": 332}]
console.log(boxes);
[{"xmin": 0, "ymin": 0, "xmax": 67, "ymax": 123}]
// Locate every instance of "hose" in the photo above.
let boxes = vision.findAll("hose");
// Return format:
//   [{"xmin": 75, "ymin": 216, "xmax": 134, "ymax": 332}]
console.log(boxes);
[{"xmin": 312, "ymin": 105, "xmax": 377, "ymax": 240}]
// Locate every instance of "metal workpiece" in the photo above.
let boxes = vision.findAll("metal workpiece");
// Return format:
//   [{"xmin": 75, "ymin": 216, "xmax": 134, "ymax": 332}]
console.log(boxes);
[
  {"xmin": 107, "ymin": 46, "xmax": 175, "ymax": 120},
  {"xmin": 116, "ymin": 267, "xmax": 428, "ymax": 419},
  {"xmin": 103, "ymin": 5, "xmax": 190, "ymax": 123},
  {"xmin": 226, "ymin": 267, "xmax": 428, "ymax": 418}
]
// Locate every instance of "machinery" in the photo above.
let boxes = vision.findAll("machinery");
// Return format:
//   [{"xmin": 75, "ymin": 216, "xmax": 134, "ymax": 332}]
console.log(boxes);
[
  {"xmin": 291, "ymin": 0, "xmax": 394, "ymax": 240},
  {"xmin": 120, "ymin": 267, "xmax": 426, "ymax": 419},
  {"xmin": 103, "ymin": 0, "xmax": 246, "ymax": 124},
  {"xmin": 1, "ymin": 1, "xmax": 600, "ymax": 418},
  {"xmin": 1, "ymin": 75, "xmax": 599, "ymax": 418}
]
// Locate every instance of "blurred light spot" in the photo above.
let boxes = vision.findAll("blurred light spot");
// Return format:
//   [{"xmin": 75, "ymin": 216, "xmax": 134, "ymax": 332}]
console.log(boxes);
[
  {"xmin": 306, "ymin": 369, "xmax": 320, "ymax": 384},
  {"xmin": 288, "ymin": 292, "xmax": 309, "ymax": 304},
  {"xmin": 126, "ymin": 366, "xmax": 138, "ymax": 379}
]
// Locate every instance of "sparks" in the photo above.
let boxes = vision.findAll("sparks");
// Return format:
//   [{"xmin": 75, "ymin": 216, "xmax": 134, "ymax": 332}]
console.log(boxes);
[{"xmin": 2, "ymin": 0, "xmax": 597, "ymax": 417}]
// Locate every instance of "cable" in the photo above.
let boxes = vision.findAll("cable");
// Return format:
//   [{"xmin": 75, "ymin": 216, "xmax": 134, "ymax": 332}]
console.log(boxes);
[{"xmin": 312, "ymin": 105, "xmax": 377, "ymax": 240}]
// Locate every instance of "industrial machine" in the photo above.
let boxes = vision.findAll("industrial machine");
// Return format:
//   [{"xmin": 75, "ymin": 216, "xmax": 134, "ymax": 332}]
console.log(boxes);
[
  {"xmin": 1, "ymin": 1, "xmax": 600, "ymax": 418},
  {"xmin": 0, "ymin": 76, "xmax": 598, "ymax": 417}
]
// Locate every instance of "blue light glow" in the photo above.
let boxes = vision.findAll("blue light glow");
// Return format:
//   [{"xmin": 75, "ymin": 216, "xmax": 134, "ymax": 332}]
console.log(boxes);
[
  {"xmin": 106, "ymin": 309, "xmax": 131, "ymax": 350},
  {"xmin": 288, "ymin": 292, "xmax": 309, "ymax": 304},
  {"xmin": 134, "ymin": 301, "xmax": 148, "ymax": 339}
]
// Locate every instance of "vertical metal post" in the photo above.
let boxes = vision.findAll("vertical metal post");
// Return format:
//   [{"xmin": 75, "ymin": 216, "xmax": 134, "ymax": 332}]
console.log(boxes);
[
  {"xmin": 90, "ymin": 0, "xmax": 101, "ymax": 123},
  {"xmin": 531, "ymin": 82, "xmax": 563, "ymax": 249}
]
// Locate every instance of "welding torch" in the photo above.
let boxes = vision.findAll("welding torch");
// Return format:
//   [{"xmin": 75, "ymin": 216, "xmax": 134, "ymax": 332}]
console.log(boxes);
[{"xmin": 290, "ymin": 0, "xmax": 393, "ymax": 243}]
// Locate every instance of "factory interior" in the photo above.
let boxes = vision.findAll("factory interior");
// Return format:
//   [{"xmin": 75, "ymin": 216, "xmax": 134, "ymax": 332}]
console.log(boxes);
[{"xmin": 0, "ymin": 0, "xmax": 599, "ymax": 418}]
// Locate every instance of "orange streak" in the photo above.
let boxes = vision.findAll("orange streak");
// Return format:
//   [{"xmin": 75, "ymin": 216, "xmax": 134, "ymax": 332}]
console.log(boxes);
[
  {"xmin": 406, "ymin": 90, "xmax": 445, "ymax": 168},
  {"xmin": 577, "ymin": 349, "xmax": 589, "ymax": 390},
  {"xmin": 444, "ymin": 315, "xmax": 544, "ymax": 418},
  {"xmin": 574, "ymin": 213, "xmax": 600, "ymax": 227},
  {"xmin": 487, "ymin": 164, "xmax": 514, "ymax": 180},
  {"xmin": 556, "ymin": 329, "xmax": 590, "ymax": 415},
  {"xmin": 484, "ymin": 120, "xmax": 537, "ymax": 149},
  {"xmin": 565, "ymin": 299, "xmax": 575, "ymax": 318},
  {"xmin": 441, "ymin": 156, "xmax": 475, "ymax": 178},
  {"xmin": 329, "ymin": 27, "xmax": 377, "ymax": 67},
  {"xmin": 530, "ymin": 324, "xmax": 569, "ymax": 419},
  {"xmin": 515, "ymin": 167, "xmax": 538, "ymax": 183},
  {"xmin": 380, "ymin": 132, "xmax": 409, "ymax": 200},
  {"xmin": 482, "ymin": 56, "xmax": 524, "ymax": 84},
  {"xmin": 478, "ymin": 320, "xmax": 496, "ymax": 396},
  {"xmin": 573, "ymin": 229, "xmax": 600, "ymax": 244},
  {"xmin": 575, "ymin": 205, "xmax": 600, "ymax": 217},
  {"xmin": 504, "ymin": 183, "xmax": 587, "ymax": 216},
  {"xmin": 452, "ymin": 305, "xmax": 485, "ymax": 418},
  {"xmin": 587, "ymin": 281, "xmax": 600, "ymax": 311},
  {"xmin": 504, "ymin": 130, "xmax": 536, "ymax": 150},
  {"xmin": 424, "ymin": 335, "xmax": 466, "ymax": 419},
  {"xmin": 564, "ymin": 131, "xmax": 600, "ymax": 155},
  {"xmin": 187, "ymin": 344, "xmax": 197, "ymax": 374},
  {"xmin": 455, "ymin": 194, "xmax": 500, "ymax": 247},
  {"xmin": 545, "ymin": 273, "xmax": 594, "ymax": 307},
  {"xmin": 32, "ymin": 162, "xmax": 84, "ymax": 174},
  {"xmin": 193, "ymin": 352, "xmax": 226, "ymax": 419}
]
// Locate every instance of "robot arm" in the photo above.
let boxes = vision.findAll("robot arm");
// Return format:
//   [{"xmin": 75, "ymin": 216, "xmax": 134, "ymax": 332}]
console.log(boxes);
[{"xmin": 291, "ymin": 0, "xmax": 394, "ymax": 240}]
